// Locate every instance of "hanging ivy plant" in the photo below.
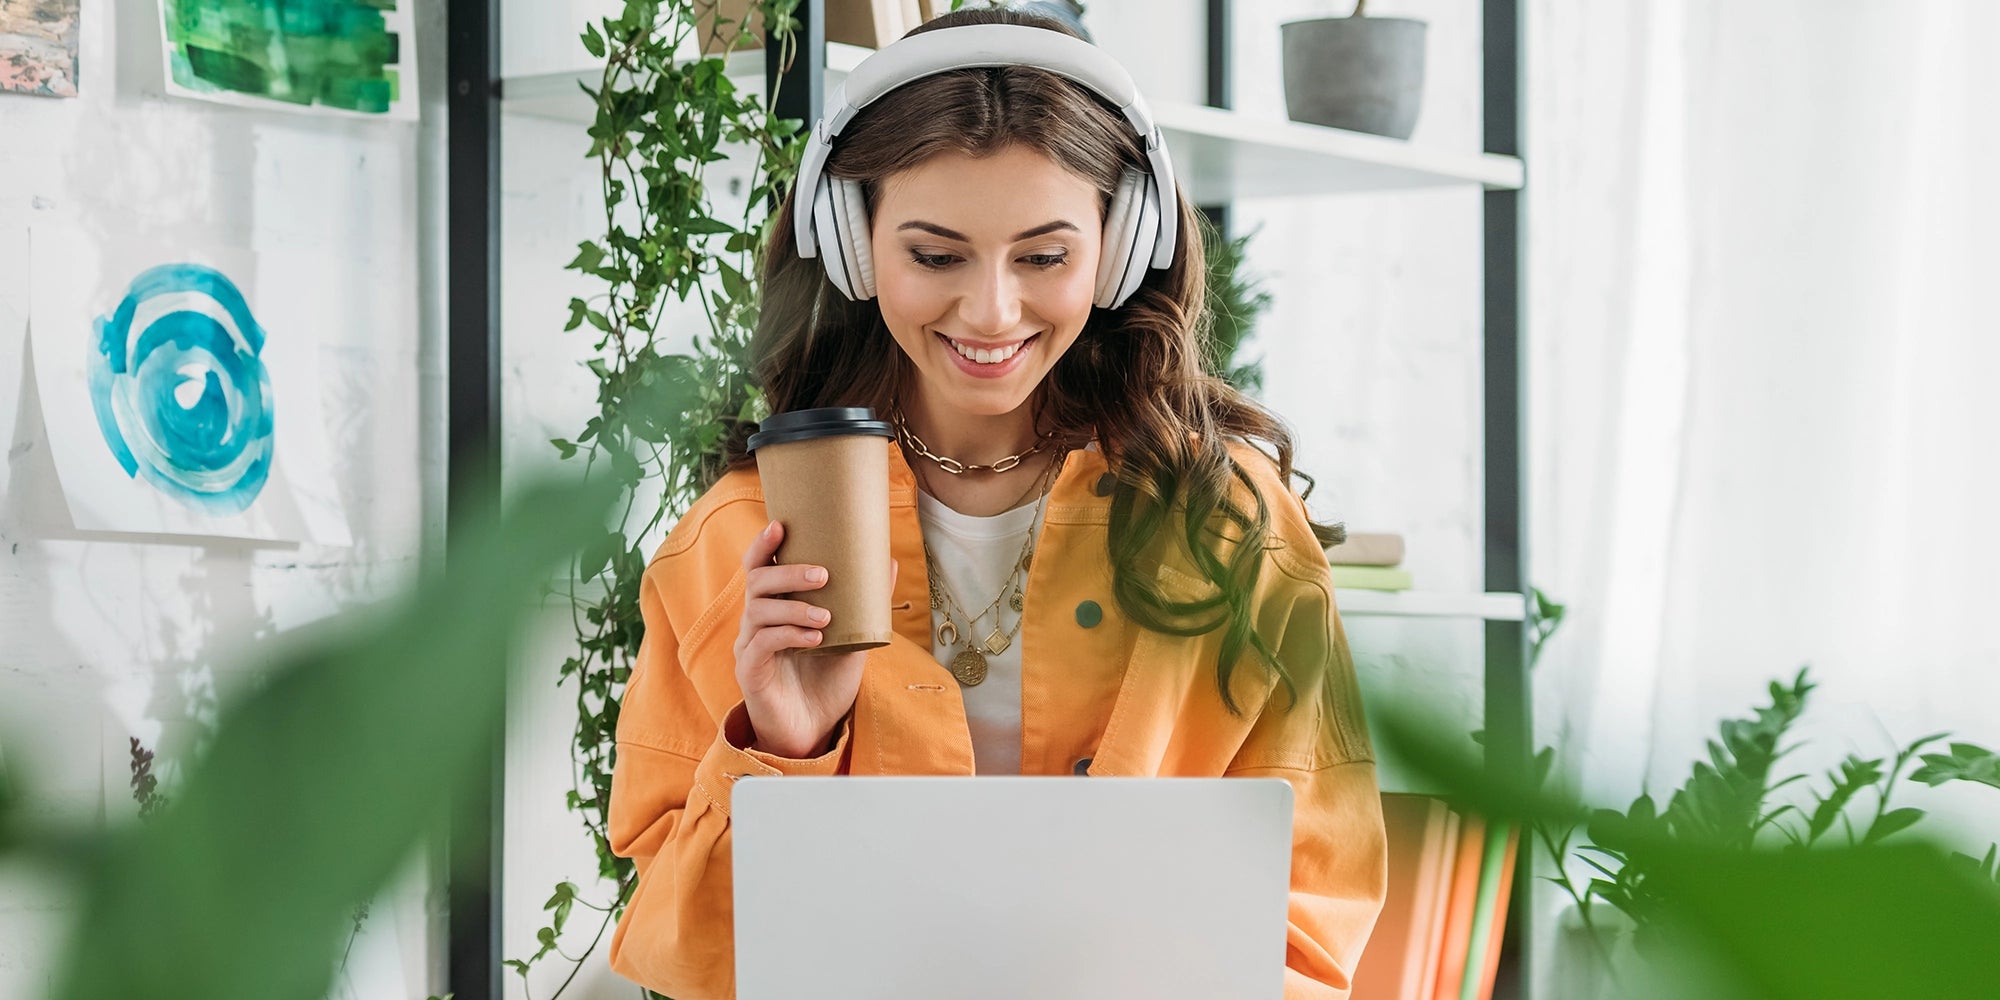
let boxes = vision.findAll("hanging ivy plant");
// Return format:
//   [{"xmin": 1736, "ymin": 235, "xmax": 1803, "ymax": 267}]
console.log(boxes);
[{"xmin": 510, "ymin": 1, "xmax": 806, "ymax": 994}]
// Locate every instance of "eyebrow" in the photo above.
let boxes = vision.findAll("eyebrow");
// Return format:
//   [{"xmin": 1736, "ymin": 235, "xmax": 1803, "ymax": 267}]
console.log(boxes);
[{"xmin": 895, "ymin": 220, "xmax": 1082, "ymax": 242}]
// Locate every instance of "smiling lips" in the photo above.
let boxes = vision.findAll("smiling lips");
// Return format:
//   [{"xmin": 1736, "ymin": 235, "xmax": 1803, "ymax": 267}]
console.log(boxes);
[{"xmin": 939, "ymin": 332, "xmax": 1039, "ymax": 365}]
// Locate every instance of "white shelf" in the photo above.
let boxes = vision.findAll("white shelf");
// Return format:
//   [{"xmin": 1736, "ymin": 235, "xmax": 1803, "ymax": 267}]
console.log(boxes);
[
  {"xmin": 500, "ymin": 42, "xmax": 874, "ymax": 122},
  {"xmin": 1151, "ymin": 101, "xmax": 1522, "ymax": 201},
  {"xmin": 499, "ymin": 46, "xmax": 1523, "ymax": 199},
  {"xmin": 1334, "ymin": 590, "xmax": 1526, "ymax": 621}
]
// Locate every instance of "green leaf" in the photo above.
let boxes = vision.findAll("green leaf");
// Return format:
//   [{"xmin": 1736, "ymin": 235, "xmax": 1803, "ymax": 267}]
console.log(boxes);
[
  {"xmin": 1911, "ymin": 742, "xmax": 2000, "ymax": 790},
  {"xmin": 1861, "ymin": 807, "xmax": 1926, "ymax": 846},
  {"xmin": 1576, "ymin": 854, "xmax": 1621, "ymax": 882},
  {"xmin": 550, "ymin": 438, "xmax": 578, "ymax": 460},
  {"xmin": 608, "ymin": 446, "xmax": 645, "ymax": 488},
  {"xmin": 1645, "ymin": 842, "xmax": 2000, "ymax": 999},
  {"xmin": 542, "ymin": 882, "xmax": 575, "ymax": 911},
  {"xmin": 717, "ymin": 260, "xmax": 750, "ymax": 302},
  {"xmin": 556, "ymin": 886, "xmax": 577, "ymax": 930},
  {"xmin": 582, "ymin": 22, "xmax": 606, "ymax": 58},
  {"xmin": 685, "ymin": 217, "xmax": 736, "ymax": 237},
  {"xmin": 565, "ymin": 297, "xmax": 589, "ymax": 332},
  {"xmin": 567, "ymin": 241, "xmax": 606, "ymax": 271},
  {"xmin": 581, "ymin": 530, "xmax": 623, "ymax": 580}
]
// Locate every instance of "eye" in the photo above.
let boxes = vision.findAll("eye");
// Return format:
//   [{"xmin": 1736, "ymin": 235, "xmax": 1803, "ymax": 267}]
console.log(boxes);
[{"xmin": 906, "ymin": 251, "xmax": 1070, "ymax": 271}]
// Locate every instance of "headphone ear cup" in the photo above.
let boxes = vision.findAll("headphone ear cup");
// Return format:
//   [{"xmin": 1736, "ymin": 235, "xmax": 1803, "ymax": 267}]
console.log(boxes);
[
  {"xmin": 811, "ymin": 176, "xmax": 858, "ymax": 300},
  {"xmin": 1110, "ymin": 172, "xmax": 1161, "ymax": 309},
  {"xmin": 831, "ymin": 177, "xmax": 877, "ymax": 300},
  {"xmin": 1094, "ymin": 168, "xmax": 1146, "ymax": 309}
]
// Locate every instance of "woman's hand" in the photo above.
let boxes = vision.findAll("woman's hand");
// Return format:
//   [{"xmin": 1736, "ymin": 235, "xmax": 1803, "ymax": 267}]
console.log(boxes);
[{"xmin": 732, "ymin": 520, "xmax": 896, "ymax": 759}]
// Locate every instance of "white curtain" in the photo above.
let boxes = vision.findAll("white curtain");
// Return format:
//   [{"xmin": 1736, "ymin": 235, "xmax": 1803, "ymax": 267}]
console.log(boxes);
[{"xmin": 1525, "ymin": 1, "xmax": 2000, "ymax": 994}]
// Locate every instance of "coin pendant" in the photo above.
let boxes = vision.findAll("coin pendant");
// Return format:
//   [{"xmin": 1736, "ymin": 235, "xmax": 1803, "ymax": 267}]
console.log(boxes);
[
  {"xmin": 949, "ymin": 649, "xmax": 989, "ymax": 686},
  {"xmin": 1009, "ymin": 588, "xmax": 1024, "ymax": 612}
]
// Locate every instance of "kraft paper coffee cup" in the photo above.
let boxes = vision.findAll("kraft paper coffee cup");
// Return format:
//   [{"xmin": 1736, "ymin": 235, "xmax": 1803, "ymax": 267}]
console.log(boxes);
[{"xmin": 746, "ymin": 407, "xmax": 896, "ymax": 655}]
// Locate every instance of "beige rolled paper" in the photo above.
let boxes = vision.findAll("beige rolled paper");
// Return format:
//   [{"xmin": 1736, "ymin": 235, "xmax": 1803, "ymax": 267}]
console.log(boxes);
[{"xmin": 751, "ymin": 411, "xmax": 895, "ymax": 655}]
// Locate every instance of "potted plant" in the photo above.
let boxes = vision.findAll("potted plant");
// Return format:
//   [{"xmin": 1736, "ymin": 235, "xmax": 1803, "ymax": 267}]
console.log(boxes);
[
  {"xmin": 1280, "ymin": 0, "xmax": 1428, "ymax": 139},
  {"xmin": 1531, "ymin": 669, "xmax": 2000, "ymax": 993}
]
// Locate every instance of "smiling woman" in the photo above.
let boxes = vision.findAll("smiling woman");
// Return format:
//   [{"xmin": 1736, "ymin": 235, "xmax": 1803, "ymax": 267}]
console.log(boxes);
[{"xmin": 606, "ymin": 8, "xmax": 1387, "ymax": 999}]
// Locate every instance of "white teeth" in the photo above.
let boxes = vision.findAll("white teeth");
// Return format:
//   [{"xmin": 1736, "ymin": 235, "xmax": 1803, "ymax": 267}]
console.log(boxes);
[{"xmin": 948, "ymin": 337, "xmax": 1027, "ymax": 364}]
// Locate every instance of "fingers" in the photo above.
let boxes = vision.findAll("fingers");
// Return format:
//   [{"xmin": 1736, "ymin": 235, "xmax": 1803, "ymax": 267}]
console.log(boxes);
[
  {"xmin": 743, "ymin": 596, "xmax": 832, "ymax": 632},
  {"xmin": 741, "ymin": 519, "xmax": 784, "ymax": 572},
  {"xmin": 740, "ymin": 624, "xmax": 824, "ymax": 665},
  {"xmin": 746, "ymin": 561, "xmax": 829, "ymax": 601},
  {"xmin": 736, "ymin": 520, "xmax": 834, "ymax": 670},
  {"xmin": 741, "ymin": 520, "xmax": 833, "ymax": 601}
]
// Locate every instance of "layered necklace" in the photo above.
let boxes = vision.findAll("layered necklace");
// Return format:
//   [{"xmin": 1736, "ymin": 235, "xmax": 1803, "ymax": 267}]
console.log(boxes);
[{"xmin": 898, "ymin": 407, "xmax": 1063, "ymax": 687}]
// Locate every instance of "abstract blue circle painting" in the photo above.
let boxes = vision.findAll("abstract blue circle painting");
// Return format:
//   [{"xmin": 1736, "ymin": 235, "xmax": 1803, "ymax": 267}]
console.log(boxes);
[{"xmin": 86, "ymin": 263, "xmax": 275, "ymax": 516}]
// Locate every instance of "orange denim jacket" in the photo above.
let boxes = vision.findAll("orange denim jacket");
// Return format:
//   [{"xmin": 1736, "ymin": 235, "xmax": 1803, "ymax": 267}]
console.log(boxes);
[{"xmin": 607, "ymin": 437, "xmax": 1387, "ymax": 999}]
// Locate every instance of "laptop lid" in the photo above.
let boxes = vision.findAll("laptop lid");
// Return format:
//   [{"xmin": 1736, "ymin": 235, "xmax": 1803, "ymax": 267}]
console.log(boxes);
[{"xmin": 733, "ymin": 776, "xmax": 1295, "ymax": 1000}]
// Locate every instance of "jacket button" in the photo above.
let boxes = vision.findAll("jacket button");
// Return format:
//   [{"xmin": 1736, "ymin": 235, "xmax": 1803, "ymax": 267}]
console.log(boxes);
[
  {"xmin": 1093, "ymin": 473, "xmax": 1115, "ymax": 497},
  {"xmin": 1075, "ymin": 600, "xmax": 1102, "ymax": 628},
  {"xmin": 1073, "ymin": 757, "xmax": 1094, "ymax": 776}
]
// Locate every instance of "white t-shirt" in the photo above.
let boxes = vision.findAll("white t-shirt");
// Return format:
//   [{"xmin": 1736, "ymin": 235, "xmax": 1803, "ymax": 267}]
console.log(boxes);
[{"xmin": 914, "ymin": 485, "xmax": 1045, "ymax": 775}]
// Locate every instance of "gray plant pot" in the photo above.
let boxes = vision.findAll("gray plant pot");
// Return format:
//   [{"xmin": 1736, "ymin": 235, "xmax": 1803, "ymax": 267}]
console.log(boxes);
[{"xmin": 1280, "ymin": 16, "xmax": 1428, "ymax": 139}]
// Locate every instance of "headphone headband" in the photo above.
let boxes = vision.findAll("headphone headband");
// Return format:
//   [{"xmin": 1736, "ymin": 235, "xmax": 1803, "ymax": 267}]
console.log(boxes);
[{"xmin": 793, "ymin": 23, "xmax": 1178, "ymax": 271}]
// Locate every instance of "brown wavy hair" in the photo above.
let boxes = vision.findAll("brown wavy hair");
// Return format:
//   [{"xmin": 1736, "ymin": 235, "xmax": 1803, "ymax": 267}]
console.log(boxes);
[{"xmin": 719, "ymin": 6, "xmax": 1344, "ymax": 715}]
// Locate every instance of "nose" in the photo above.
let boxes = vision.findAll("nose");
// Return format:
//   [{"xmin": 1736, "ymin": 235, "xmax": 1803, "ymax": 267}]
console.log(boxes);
[{"xmin": 958, "ymin": 259, "xmax": 1023, "ymax": 337}]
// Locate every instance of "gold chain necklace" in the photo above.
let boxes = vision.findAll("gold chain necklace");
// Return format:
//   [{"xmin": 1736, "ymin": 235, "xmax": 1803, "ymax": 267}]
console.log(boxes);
[
  {"xmin": 893, "ymin": 407, "xmax": 1054, "ymax": 475},
  {"xmin": 920, "ymin": 452, "xmax": 1057, "ymax": 686}
]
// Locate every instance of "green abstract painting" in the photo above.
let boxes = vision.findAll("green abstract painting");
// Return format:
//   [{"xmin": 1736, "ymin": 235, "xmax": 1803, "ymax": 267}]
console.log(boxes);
[{"xmin": 159, "ymin": 0, "xmax": 418, "ymax": 119}]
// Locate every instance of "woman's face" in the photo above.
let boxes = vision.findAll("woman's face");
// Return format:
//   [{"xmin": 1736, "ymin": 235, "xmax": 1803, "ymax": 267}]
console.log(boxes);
[{"xmin": 870, "ymin": 144, "xmax": 1104, "ymax": 420}]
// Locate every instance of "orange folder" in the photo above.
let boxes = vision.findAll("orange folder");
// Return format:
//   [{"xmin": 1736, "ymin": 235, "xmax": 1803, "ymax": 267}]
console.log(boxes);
[
  {"xmin": 1427, "ymin": 814, "xmax": 1488, "ymax": 999},
  {"xmin": 1352, "ymin": 795, "xmax": 1456, "ymax": 1000}
]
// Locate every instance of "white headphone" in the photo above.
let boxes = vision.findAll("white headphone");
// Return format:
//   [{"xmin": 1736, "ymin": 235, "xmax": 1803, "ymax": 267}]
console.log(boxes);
[{"xmin": 792, "ymin": 23, "xmax": 1180, "ymax": 310}]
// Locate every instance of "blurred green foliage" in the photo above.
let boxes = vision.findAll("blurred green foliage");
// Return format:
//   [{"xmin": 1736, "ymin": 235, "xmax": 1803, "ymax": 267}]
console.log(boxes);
[
  {"xmin": 0, "ymin": 470, "xmax": 615, "ymax": 1000},
  {"xmin": 1374, "ymin": 669, "xmax": 2000, "ymax": 999}
]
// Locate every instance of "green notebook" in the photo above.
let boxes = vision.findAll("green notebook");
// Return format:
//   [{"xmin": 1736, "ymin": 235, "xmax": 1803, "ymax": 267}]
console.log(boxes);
[{"xmin": 1328, "ymin": 565, "xmax": 1414, "ymax": 591}]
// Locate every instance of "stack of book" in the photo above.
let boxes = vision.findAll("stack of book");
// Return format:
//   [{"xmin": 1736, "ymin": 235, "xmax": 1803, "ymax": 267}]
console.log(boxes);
[
  {"xmin": 1351, "ymin": 795, "xmax": 1520, "ymax": 1000},
  {"xmin": 1326, "ymin": 531, "xmax": 1413, "ymax": 592},
  {"xmin": 698, "ymin": 0, "xmax": 941, "ymax": 54}
]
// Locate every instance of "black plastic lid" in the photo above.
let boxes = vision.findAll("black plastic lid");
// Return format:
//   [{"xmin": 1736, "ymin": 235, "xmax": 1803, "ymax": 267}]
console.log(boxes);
[{"xmin": 745, "ymin": 406, "xmax": 895, "ymax": 451}]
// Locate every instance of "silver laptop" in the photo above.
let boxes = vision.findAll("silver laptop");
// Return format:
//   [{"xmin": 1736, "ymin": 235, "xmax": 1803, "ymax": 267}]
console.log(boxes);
[{"xmin": 732, "ymin": 776, "xmax": 1295, "ymax": 1000}]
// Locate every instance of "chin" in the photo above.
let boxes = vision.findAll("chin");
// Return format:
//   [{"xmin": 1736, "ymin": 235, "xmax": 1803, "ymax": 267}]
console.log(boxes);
[{"xmin": 940, "ymin": 381, "xmax": 1036, "ymax": 414}]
